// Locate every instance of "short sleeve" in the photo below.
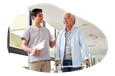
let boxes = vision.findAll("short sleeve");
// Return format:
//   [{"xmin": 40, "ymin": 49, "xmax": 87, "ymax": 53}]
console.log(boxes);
[
  {"xmin": 21, "ymin": 28, "xmax": 30, "ymax": 42},
  {"xmin": 48, "ymin": 30, "xmax": 53, "ymax": 42}
]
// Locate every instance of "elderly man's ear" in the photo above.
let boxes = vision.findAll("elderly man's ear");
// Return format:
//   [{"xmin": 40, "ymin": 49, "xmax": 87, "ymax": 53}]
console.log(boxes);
[{"xmin": 72, "ymin": 19, "xmax": 75, "ymax": 23}]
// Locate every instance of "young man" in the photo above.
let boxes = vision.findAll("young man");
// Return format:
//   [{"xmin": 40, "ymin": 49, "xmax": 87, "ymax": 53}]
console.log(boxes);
[{"xmin": 21, "ymin": 8, "xmax": 57, "ymax": 72}]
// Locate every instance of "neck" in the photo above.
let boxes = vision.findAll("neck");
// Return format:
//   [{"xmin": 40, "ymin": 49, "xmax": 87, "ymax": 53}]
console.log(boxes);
[
  {"xmin": 34, "ymin": 22, "xmax": 41, "ymax": 29},
  {"xmin": 66, "ymin": 28, "xmax": 71, "ymax": 32},
  {"xmin": 66, "ymin": 25, "xmax": 73, "ymax": 32}
]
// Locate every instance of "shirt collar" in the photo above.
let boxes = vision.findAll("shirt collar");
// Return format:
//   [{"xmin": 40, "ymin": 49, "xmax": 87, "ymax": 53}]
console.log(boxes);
[
  {"xmin": 64, "ymin": 25, "xmax": 75, "ymax": 32},
  {"xmin": 32, "ymin": 25, "xmax": 42, "ymax": 30}
]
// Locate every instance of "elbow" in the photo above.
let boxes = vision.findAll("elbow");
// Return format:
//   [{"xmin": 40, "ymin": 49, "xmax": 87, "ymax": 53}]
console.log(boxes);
[
  {"xmin": 21, "ymin": 46, "xmax": 23, "ymax": 50},
  {"xmin": 21, "ymin": 44, "xmax": 24, "ymax": 50}
]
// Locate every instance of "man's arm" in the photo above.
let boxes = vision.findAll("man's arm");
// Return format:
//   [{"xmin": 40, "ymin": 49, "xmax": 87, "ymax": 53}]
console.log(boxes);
[
  {"xmin": 54, "ymin": 32, "xmax": 61, "ymax": 66},
  {"xmin": 21, "ymin": 38, "xmax": 40, "ymax": 55},
  {"xmin": 79, "ymin": 28, "xmax": 89, "ymax": 59},
  {"xmin": 49, "ymin": 37, "xmax": 57, "ymax": 48},
  {"xmin": 21, "ymin": 38, "xmax": 32, "ymax": 52},
  {"xmin": 49, "ymin": 32, "xmax": 59, "ymax": 48},
  {"xmin": 79, "ymin": 28, "xmax": 90, "ymax": 66}
]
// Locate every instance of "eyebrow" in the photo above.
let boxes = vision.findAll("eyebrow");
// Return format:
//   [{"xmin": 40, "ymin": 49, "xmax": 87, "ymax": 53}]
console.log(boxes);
[
  {"xmin": 38, "ymin": 14, "xmax": 43, "ymax": 16},
  {"xmin": 64, "ymin": 16, "xmax": 69, "ymax": 18},
  {"xmin": 39, "ymin": 14, "xmax": 43, "ymax": 15}
]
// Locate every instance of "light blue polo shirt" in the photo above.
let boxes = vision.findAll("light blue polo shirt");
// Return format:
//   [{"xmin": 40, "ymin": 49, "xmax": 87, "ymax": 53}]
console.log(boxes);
[{"xmin": 21, "ymin": 25, "xmax": 53, "ymax": 62}]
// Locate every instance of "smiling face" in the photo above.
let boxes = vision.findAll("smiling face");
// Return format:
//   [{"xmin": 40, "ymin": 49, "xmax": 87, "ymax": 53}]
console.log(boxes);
[
  {"xmin": 63, "ymin": 13, "xmax": 75, "ymax": 28},
  {"xmin": 33, "ymin": 12, "xmax": 43, "ymax": 24}
]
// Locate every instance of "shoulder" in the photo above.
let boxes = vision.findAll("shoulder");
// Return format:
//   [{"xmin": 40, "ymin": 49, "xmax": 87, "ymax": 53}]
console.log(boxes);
[
  {"xmin": 41, "ymin": 26, "xmax": 52, "ymax": 35},
  {"xmin": 42, "ymin": 26, "xmax": 49, "ymax": 30},
  {"xmin": 23, "ymin": 26, "xmax": 32, "ymax": 32},
  {"xmin": 59, "ymin": 29, "xmax": 65, "ymax": 33},
  {"xmin": 42, "ymin": 26, "xmax": 50, "ymax": 32},
  {"xmin": 74, "ymin": 26, "xmax": 81, "ymax": 30},
  {"xmin": 73, "ymin": 26, "xmax": 82, "ymax": 31},
  {"xmin": 58, "ymin": 29, "xmax": 65, "ymax": 37}
]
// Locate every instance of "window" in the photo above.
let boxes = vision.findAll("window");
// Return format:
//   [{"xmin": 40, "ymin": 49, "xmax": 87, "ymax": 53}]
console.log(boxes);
[{"xmin": 46, "ymin": 22, "xmax": 56, "ymax": 58}]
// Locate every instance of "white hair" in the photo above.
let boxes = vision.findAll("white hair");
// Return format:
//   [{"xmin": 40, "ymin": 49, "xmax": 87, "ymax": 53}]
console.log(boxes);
[{"xmin": 65, "ymin": 12, "xmax": 76, "ymax": 25}]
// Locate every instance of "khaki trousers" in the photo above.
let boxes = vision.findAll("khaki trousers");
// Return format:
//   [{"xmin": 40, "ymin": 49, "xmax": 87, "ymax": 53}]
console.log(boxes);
[{"xmin": 29, "ymin": 60, "xmax": 51, "ymax": 73}]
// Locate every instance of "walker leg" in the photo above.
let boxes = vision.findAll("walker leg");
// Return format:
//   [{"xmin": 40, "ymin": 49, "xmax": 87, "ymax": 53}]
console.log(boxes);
[{"xmin": 84, "ymin": 63, "xmax": 87, "ymax": 72}]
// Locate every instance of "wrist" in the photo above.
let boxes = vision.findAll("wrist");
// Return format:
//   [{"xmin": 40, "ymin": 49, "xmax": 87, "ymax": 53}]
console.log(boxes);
[
  {"xmin": 30, "ymin": 48, "xmax": 34, "ymax": 53},
  {"xmin": 55, "ymin": 37, "xmax": 57, "ymax": 41},
  {"xmin": 56, "ymin": 60, "xmax": 59, "ymax": 62},
  {"xmin": 85, "ymin": 59, "xmax": 89, "ymax": 61}
]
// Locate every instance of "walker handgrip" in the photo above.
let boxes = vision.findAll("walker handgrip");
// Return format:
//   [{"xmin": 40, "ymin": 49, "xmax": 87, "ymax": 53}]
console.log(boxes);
[{"xmin": 84, "ymin": 63, "xmax": 88, "ymax": 69}]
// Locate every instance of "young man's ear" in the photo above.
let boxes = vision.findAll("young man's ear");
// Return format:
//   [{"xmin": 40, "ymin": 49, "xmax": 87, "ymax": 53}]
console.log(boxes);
[{"xmin": 32, "ymin": 16, "xmax": 35, "ymax": 20}]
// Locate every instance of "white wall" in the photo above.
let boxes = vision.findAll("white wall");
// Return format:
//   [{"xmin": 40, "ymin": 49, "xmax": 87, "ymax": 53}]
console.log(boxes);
[
  {"xmin": 9, "ymin": 53, "xmax": 55, "ymax": 73},
  {"xmin": 0, "ymin": 15, "xmax": 15, "ymax": 26},
  {"xmin": 9, "ymin": 53, "xmax": 28, "ymax": 72},
  {"xmin": 75, "ymin": 15, "xmax": 115, "ymax": 25},
  {"xmin": 0, "ymin": 7, "xmax": 29, "ymax": 30}
]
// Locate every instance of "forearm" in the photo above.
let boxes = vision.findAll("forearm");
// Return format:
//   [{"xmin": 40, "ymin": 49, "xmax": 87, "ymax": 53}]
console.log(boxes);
[
  {"xmin": 50, "ymin": 37, "xmax": 57, "ymax": 48},
  {"xmin": 21, "ymin": 44, "xmax": 33, "ymax": 53},
  {"xmin": 79, "ymin": 29, "xmax": 89, "ymax": 60}
]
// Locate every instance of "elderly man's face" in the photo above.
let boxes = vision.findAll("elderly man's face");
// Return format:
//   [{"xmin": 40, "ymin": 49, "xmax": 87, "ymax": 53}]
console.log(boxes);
[{"xmin": 63, "ymin": 13, "xmax": 74, "ymax": 28}]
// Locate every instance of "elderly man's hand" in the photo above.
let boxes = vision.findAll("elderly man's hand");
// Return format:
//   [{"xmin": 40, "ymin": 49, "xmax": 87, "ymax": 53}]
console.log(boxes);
[
  {"xmin": 54, "ymin": 60, "xmax": 60, "ymax": 66},
  {"xmin": 84, "ymin": 59, "xmax": 90, "ymax": 66}
]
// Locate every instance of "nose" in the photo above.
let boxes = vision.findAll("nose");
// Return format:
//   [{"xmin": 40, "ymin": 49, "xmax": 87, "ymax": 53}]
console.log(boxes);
[
  {"xmin": 41, "ymin": 16, "xmax": 43, "ymax": 19},
  {"xmin": 63, "ymin": 18, "xmax": 67, "ymax": 22},
  {"xmin": 63, "ymin": 19, "xmax": 66, "ymax": 22}
]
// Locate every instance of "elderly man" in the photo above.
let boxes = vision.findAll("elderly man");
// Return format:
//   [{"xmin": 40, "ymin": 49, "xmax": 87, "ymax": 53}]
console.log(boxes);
[{"xmin": 55, "ymin": 13, "xmax": 90, "ymax": 72}]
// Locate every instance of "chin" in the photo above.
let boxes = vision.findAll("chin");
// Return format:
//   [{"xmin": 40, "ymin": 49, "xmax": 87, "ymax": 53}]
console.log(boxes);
[
  {"xmin": 40, "ymin": 21, "xmax": 43, "ymax": 23},
  {"xmin": 64, "ymin": 24, "xmax": 68, "ymax": 27}
]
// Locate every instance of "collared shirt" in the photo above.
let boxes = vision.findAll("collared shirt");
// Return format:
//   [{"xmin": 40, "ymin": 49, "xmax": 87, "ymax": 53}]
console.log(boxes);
[
  {"xmin": 21, "ymin": 25, "xmax": 53, "ymax": 62},
  {"xmin": 55, "ymin": 26, "xmax": 89, "ymax": 66}
]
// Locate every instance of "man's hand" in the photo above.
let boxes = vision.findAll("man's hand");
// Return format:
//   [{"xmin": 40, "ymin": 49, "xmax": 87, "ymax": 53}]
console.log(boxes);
[
  {"xmin": 31, "ymin": 49, "xmax": 40, "ymax": 55},
  {"xmin": 84, "ymin": 60, "xmax": 90, "ymax": 66},
  {"xmin": 54, "ymin": 60, "xmax": 60, "ymax": 66},
  {"xmin": 49, "ymin": 31, "xmax": 60, "ymax": 48}
]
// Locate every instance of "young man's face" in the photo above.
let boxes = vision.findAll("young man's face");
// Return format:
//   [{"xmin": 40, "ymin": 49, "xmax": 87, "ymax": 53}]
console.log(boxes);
[{"xmin": 34, "ymin": 12, "xmax": 43, "ymax": 24}]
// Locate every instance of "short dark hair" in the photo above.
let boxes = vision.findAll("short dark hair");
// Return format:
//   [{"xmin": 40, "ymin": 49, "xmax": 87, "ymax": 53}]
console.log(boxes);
[{"xmin": 31, "ymin": 8, "xmax": 42, "ymax": 20}]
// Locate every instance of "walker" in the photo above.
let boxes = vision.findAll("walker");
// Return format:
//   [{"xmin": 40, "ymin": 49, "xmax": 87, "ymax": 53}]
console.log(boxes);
[{"xmin": 53, "ymin": 63, "xmax": 88, "ymax": 73}]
